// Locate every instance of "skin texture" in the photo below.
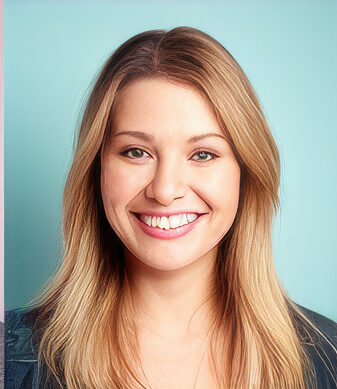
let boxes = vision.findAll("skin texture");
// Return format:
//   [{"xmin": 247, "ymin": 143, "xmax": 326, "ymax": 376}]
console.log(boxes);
[{"xmin": 100, "ymin": 78, "xmax": 241, "ymax": 388}]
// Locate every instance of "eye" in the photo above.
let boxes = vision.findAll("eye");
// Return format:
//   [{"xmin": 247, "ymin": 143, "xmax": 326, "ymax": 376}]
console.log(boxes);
[
  {"xmin": 120, "ymin": 147, "xmax": 151, "ymax": 159},
  {"xmin": 191, "ymin": 151, "xmax": 217, "ymax": 162}
]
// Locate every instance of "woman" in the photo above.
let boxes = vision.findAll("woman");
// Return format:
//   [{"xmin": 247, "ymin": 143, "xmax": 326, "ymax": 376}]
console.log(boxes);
[{"xmin": 5, "ymin": 26, "xmax": 337, "ymax": 389}]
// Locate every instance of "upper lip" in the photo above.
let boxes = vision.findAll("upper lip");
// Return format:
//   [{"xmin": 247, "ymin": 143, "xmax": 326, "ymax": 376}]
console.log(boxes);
[{"xmin": 131, "ymin": 211, "xmax": 208, "ymax": 218}]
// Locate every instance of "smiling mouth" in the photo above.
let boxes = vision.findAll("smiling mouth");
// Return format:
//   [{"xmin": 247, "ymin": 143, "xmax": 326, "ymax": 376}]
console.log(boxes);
[{"xmin": 132, "ymin": 212, "xmax": 203, "ymax": 230}]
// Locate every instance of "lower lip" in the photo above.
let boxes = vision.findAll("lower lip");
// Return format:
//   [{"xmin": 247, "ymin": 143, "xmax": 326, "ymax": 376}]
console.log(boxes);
[{"xmin": 131, "ymin": 213, "xmax": 205, "ymax": 240}]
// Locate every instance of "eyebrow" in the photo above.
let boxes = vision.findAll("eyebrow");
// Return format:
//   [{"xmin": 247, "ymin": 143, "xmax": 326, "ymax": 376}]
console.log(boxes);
[{"xmin": 113, "ymin": 130, "xmax": 227, "ymax": 143}]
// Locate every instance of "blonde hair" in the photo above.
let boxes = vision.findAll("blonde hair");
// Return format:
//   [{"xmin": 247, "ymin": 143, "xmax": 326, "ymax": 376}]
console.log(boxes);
[{"xmin": 27, "ymin": 26, "xmax": 332, "ymax": 388}]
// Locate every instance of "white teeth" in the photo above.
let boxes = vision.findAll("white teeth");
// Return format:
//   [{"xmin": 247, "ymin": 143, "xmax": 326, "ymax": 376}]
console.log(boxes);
[
  {"xmin": 141, "ymin": 215, "xmax": 151, "ymax": 226},
  {"xmin": 180, "ymin": 214, "xmax": 188, "ymax": 226},
  {"xmin": 139, "ymin": 213, "xmax": 199, "ymax": 230},
  {"xmin": 169, "ymin": 215, "xmax": 181, "ymax": 228},
  {"xmin": 159, "ymin": 216, "xmax": 170, "ymax": 230},
  {"xmin": 187, "ymin": 214, "xmax": 197, "ymax": 223}
]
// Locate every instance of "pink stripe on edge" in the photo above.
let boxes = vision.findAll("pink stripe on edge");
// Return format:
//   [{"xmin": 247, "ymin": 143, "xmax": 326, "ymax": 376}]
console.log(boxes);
[{"xmin": 0, "ymin": 0, "xmax": 4, "ymax": 322}]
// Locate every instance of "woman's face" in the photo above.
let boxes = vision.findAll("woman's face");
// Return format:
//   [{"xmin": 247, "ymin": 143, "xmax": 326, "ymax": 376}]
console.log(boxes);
[{"xmin": 100, "ymin": 78, "xmax": 241, "ymax": 271}]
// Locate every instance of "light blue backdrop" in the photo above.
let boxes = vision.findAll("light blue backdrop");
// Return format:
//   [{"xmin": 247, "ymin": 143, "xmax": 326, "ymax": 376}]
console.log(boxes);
[{"xmin": 5, "ymin": 0, "xmax": 337, "ymax": 320}]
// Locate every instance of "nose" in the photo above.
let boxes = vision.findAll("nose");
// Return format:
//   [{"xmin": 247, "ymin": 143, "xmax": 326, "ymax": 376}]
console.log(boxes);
[{"xmin": 145, "ymin": 156, "xmax": 187, "ymax": 206}]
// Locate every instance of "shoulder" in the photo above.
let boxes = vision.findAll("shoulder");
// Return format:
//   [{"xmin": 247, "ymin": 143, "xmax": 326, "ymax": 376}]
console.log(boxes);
[
  {"xmin": 295, "ymin": 304, "xmax": 337, "ymax": 347},
  {"xmin": 5, "ymin": 308, "xmax": 38, "ymax": 389},
  {"xmin": 293, "ymin": 303, "xmax": 337, "ymax": 388}
]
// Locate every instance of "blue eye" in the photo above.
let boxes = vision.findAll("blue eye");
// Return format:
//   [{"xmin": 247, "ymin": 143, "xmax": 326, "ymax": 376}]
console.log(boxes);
[
  {"xmin": 120, "ymin": 148, "xmax": 217, "ymax": 162},
  {"xmin": 120, "ymin": 148, "xmax": 151, "ymax": 159},
  {"xmin": 191, "ymin": 151, "xmax": 217, "ymax": 161}
]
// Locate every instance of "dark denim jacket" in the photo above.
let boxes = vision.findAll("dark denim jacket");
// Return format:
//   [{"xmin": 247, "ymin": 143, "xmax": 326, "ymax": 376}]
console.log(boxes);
[
  {"xmin": 4, "ymin": 304, "xmax": 337, "ymax": 388},
  {"xmin": 5, "ymin": 310, "xmax": 38, "ymax": 389}
]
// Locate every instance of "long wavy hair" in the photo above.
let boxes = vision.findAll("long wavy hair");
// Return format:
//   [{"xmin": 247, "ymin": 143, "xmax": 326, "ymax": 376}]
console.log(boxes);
[{"xmin": 26, "ymin": 26, "xmax": 332, "ymax": 389}]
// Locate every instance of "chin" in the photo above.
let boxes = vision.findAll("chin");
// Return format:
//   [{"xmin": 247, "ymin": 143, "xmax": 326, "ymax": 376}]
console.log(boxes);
[
  {"xmin": 143, "ymin": 259, "xmax": 194, "ymax": 272},
  {"xmin": 126, "ymin": 248, "xmax": 199, "ymax": 272}
]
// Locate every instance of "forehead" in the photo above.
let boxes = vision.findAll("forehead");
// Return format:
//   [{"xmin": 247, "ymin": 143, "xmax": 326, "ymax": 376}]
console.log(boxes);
[{"xmin": 110, "ymin": 77, "xmax": 223, "ymax": 139}]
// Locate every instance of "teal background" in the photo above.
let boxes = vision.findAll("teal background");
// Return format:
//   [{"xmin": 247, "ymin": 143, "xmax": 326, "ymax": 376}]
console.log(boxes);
[{"xmin": 5, "ymin": 1, "xmax": 337, "ymax": 320}]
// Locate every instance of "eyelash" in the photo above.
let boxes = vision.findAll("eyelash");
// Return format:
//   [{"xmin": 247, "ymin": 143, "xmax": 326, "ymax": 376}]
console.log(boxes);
[{"xmin": 119, "ymin": 147, "xmax": 218, "ymax": 162}]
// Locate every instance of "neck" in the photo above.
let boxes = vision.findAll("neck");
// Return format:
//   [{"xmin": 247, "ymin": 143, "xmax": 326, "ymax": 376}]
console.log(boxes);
[{"xmin": 124, "ymin": 247, "xmax": 217, "ymax": 342}]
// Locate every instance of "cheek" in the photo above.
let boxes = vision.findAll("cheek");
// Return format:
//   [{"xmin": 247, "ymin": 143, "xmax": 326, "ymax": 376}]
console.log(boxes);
[
  {"xmin": 100, "ymin": 161, "xmax": 147, "ymax": 208},
  {"xmin": 194, "ymin": 160, "xmax": 241, "ymax": 215},
  {"xmin": 221, "ymin": 163, "xmax": 241, "ymax": 207}
]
